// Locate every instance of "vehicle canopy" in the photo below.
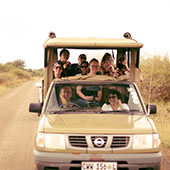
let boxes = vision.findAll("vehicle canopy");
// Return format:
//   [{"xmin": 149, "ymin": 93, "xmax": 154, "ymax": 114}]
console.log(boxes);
[{"xmin": 43, "ymin": 33, "xmax": 143, "ymax": 100}]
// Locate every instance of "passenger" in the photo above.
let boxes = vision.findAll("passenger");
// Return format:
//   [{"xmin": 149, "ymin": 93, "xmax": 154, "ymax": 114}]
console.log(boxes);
[
  {"xmin": 117, "ymin": 57, "xmax": 130, "ymax": 72},
  {"xmin": 102, "ymin": 89, "xmax": 129, "ymax": 111},
  {"xmin": 88, "ymin": 58, "xmax": 101, "ymax": 75},
  {"xmin": 52, "ymin": 61, "xmax": 63, "ymax": 79},
  {"xmin": 59, "ymin": 86, "xmax": 72, "ymax": 108},
  {"xmin": 58, "ymin": 48, "xmax": 72, "ymax": 77},
  {"xmin": 99, "ymin": 53, "xmax": 118, "ymax": 78},
  {"xmin": 76, "ymin": 58, "xmax": 102, "ymax": 106},
  {"xmin": 79, "ymin": 61, "xmax": 89, "ymax": 75},
  {"xmin": 117, "ymin": 63, "xmax": 129, "ymax": 77},
  {"xmin": 76, "ymin": 85, "xmax": 102, "ymax": 106},
  {"xmin": 71, "ymin": 54, "xmax": 87, "ymax": 75}
]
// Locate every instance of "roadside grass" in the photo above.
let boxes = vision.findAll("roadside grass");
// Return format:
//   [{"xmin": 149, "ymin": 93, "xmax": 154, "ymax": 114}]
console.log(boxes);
[
  {"xmin": 150, "ymin": 101, "xmax": 170, "ymax": 148},
  {"xmin": 0, "ymin": 78, "xmax": 30, "ymax": 96},
  {"xmin": 0, "ymin": 72, "xmax": 33, "ymax": 96}
]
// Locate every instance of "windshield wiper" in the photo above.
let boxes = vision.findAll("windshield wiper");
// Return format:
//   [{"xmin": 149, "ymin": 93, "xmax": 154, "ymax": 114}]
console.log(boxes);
[
  {"xmin": 47, "ymin": 107, "xmax": 80, "ymax": 114},
  {"xmin": 98, "ymin": 109, "xmax": 143, "ymax": 114},
  {"xmin": 98, "ymin": 110, "xmax": 127, "ymax": 114}
]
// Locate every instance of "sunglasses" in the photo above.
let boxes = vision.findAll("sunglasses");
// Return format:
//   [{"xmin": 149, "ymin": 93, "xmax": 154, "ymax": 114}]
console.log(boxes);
[
  {"xmin": 81, "ymin": 65, "xmax": 88, "ymax": 68},
  {"xmin": 55, "ymin": 66, "xmax": 62, "ymax": 69},
  {"xmin": 108, "ymin": 95, "xmax": 117, "ymax": 99},
  {"xmin": 80, "ymin": 57, "xmax": 86, "ymax": 60}
]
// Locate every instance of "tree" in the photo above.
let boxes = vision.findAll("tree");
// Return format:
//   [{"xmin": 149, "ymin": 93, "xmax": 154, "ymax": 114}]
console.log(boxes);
[
  {"xmin": 12, "ymin": 59, "xmax": 26, "ymax": 69},
  {"xmin": 140, "ymin": 54, "xmax": 170, "ymax": 102}
]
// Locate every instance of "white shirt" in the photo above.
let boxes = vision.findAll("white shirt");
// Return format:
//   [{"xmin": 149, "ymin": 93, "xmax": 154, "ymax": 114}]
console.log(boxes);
[{"xmin": 102, "ymin": 103, "xmax": 129, "ymax": 111}]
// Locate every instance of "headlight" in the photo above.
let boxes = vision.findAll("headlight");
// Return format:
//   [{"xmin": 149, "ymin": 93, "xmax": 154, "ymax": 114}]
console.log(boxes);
[
  {"xmin": 133, "ymin": 134, "xmax": 160, "ymax": 149},
  {"xmin": 36, "ymin": 133, "xmax": 65, "ymax": 149},
  {"xmin": 153, "ymin": 134, "xmax": 161, "ymax": 148}
]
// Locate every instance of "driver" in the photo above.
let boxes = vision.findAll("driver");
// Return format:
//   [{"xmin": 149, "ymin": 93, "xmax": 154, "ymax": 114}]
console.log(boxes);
[{"xmin": 59, "ymin": 86, "xmax": 73, "ymax": 108}]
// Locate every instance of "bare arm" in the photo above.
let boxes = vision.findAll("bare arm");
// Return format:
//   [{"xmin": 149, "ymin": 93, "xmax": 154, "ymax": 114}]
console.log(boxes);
[
  {"xmin": 76, "ymin": 86, "xmax": 93, "ymax": 100},
  {"xmin": 95, "ymin": 86, "xmax": 102, "ymax": 101}
]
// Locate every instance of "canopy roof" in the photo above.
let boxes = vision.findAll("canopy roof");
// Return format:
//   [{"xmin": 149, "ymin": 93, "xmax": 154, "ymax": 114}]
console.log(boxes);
[{"xmin": 44, "ymin": 37, "xmax": 143, "ymax": 49}]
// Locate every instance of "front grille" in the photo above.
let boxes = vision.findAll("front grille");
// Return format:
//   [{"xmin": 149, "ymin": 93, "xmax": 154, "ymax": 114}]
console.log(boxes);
[
  {"xmin": 91, "ymin": 136, "xmax": 108, "ymax": 148},
  {"xmin": 69, "ymin": 136, "xmax": 88, "ymax": 148},
  {"xmin": 111, "ymin": 136, "xmax": 130, "ymax": 148},
  {"xmin": 68, "ymin": 135, "xmax": 130, "ymax": 149}
]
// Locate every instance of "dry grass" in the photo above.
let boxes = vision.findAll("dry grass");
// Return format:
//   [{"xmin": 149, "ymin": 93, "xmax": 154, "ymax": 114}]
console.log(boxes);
[
  {"xmin": 150, "ymin": 101, "xmax": 170, "ymax": 147},
  {"xmin": 0, "ymin": 72, "xmax": 32, "ymax": 96}
]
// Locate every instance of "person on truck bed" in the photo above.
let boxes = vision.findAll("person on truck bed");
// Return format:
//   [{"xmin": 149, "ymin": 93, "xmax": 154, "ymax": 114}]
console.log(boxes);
[
  {"xmin": 71, "ymin": 54, "xmax": 87, "ymax": 76},
  {"xmin": 79, "ymin": 61, "xmax": 89, "ymax": 75},
  {"xmin": 88, "ymin": 58, "xmax": 101, "ymax": 75},
  {"xmin": 58, "ymin": 48, "xmax": 72, "ymax": 77},
  {"xmin": 116, "ymin": 57, "xmax": 131, "ymax": 78},
  {"xmin": 99, "ymin": 53, "xmax": 118, "ymax": 78},
  {"xmin": 52, "ymin": 61, "xmax": 63, "ymax": 79}
]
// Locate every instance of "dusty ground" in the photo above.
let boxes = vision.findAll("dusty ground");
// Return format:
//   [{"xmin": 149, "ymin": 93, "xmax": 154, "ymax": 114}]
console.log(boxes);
[
  {"xmin": 0, "ymin": 80, "xmax": 38, "ymax": 170},
  {"xmin": 161, "ymin": 146, "xmax": 170, "ymax": 170},
  {"xmin": 0, "ymin": 79, "xmax": 169, "ymax": 170}
]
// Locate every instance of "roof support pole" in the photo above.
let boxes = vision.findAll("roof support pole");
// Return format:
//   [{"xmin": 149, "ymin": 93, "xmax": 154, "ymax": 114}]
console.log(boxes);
[{"xmin": 130, "ymin": 49, "xmax": 137, "ymax": 82}]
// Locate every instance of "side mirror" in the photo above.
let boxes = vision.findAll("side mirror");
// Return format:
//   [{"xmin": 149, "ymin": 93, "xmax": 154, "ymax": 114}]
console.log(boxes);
[
  {"xmin": 35, "ymin": 82, "xmax": 42, "ymax": 88},
  {"xmin": 29, "ymin": 103, "xmax": 42, "ymax": 114},
  {"xmin": 146, "ymin": 104, "xmax": 157, "ymax": 114}
]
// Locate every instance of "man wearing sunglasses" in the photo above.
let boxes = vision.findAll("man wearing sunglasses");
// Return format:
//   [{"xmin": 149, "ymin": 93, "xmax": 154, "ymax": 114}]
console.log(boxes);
[
  {"xmin": 71, "ymin": 54, "xmax": 87, "ymax": 75},
  {"xmin": 79, "ymin": 61, "xmax": 89, "ymax": 75}
]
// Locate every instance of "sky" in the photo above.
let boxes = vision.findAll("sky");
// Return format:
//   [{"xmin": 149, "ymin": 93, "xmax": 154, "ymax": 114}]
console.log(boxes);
[{"xmin": 0, "ymin": 0, "xmax": 170, "ymax": 69}]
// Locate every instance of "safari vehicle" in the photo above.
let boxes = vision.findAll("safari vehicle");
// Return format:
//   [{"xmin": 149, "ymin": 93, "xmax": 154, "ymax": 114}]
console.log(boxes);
[{"xmin": 29, "ymin": 33, "xmax": 162, "ymax": 170}]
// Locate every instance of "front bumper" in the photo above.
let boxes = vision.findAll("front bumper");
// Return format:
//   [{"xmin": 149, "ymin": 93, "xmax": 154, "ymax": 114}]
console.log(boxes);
[{"xmin": 33, "ymin": 149, "xmax": 162, "ymax": 170}]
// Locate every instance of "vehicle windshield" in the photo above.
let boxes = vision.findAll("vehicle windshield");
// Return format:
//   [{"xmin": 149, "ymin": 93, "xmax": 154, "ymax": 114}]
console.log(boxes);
[{"xmin": 46, "ymin": 82, "xmax": 144, "ymax": 114}]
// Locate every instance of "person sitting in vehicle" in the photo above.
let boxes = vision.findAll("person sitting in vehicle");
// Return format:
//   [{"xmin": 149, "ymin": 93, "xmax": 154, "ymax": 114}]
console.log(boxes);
[
  {"xmin": 78, "ymin": 61, "xmax": 89, "ymax": 75},
  {"xmin": 52, "ymin": 61, "xmax": 63, "ymax": 79},
  {"xmin": 88, "ymin": 58, "xmax": 101, "ymax": 75},
  {"xmin": 76, "ymin": 85, "xmax": 102, "ymax": 107},
  {"xmin": 117, "ymin": 63, "xmax": 129, "ymax": 77},
  {"xmin": 76, "ymin": 59, "xmax": 102, "ymax": 106},
  {"xmin": 59, "ymin": 86, "xmax": 73, "ymax": 108},
  {"xmin": 117, "ymin": 57, "xmax": 130, "ymax": 78},
  {"xmin": 102, "ymin": 89, "xmax": 129, "ymax": 111},
  {"xmin": 99, "ymin": 53, "xmax": 118, "ymax": 78},
  {"xmin": 71, "ymin": 54, "xmax": 87, "ymax": 75},
  {"xmin": 58, "ymin": 48, "xmax": 72, "ymax": 77},
  {"xmin": 118, "ymin": 57, "xmax": 130, "ymax": 72}
]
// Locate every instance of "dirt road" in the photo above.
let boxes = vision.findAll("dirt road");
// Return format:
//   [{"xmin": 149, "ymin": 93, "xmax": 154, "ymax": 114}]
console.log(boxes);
[
  {"xmin": 0, "ymin": 80, "xmax": 39, "ymax": 170},
  {"xmin": 0, "ymin": 80, "xmax": 169, "ymax": 170}
]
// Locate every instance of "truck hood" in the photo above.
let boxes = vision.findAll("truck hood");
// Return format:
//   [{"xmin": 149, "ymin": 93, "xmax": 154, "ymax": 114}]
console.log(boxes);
[{"xmin": 40, "ymin": 113, "xmax": 154, "ymax": 134}]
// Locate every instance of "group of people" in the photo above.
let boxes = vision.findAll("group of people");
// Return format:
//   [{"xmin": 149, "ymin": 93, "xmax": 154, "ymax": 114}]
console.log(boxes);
[
  {"xmin": 52, "ymin": 48, "xmax": 130, "ymax": 79},
  {"xmin": 59, "ymin": 85, "xmax": 129, "ymax": 111}
]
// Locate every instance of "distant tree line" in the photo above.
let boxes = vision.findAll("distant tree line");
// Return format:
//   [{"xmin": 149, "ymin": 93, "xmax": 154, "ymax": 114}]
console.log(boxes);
[
  {"xmin": 0, "ymin": 59, "xmax": 43, "ymax": 86},
  {"xmin": 139, "ymin": 54, "xmax": 170, "ymax": 102}
]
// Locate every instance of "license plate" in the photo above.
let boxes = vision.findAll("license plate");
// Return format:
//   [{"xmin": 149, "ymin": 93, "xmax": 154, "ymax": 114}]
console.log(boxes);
[{"xmin": 81, "ymin": 162, "xmax": 117, "ymax": 170}]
